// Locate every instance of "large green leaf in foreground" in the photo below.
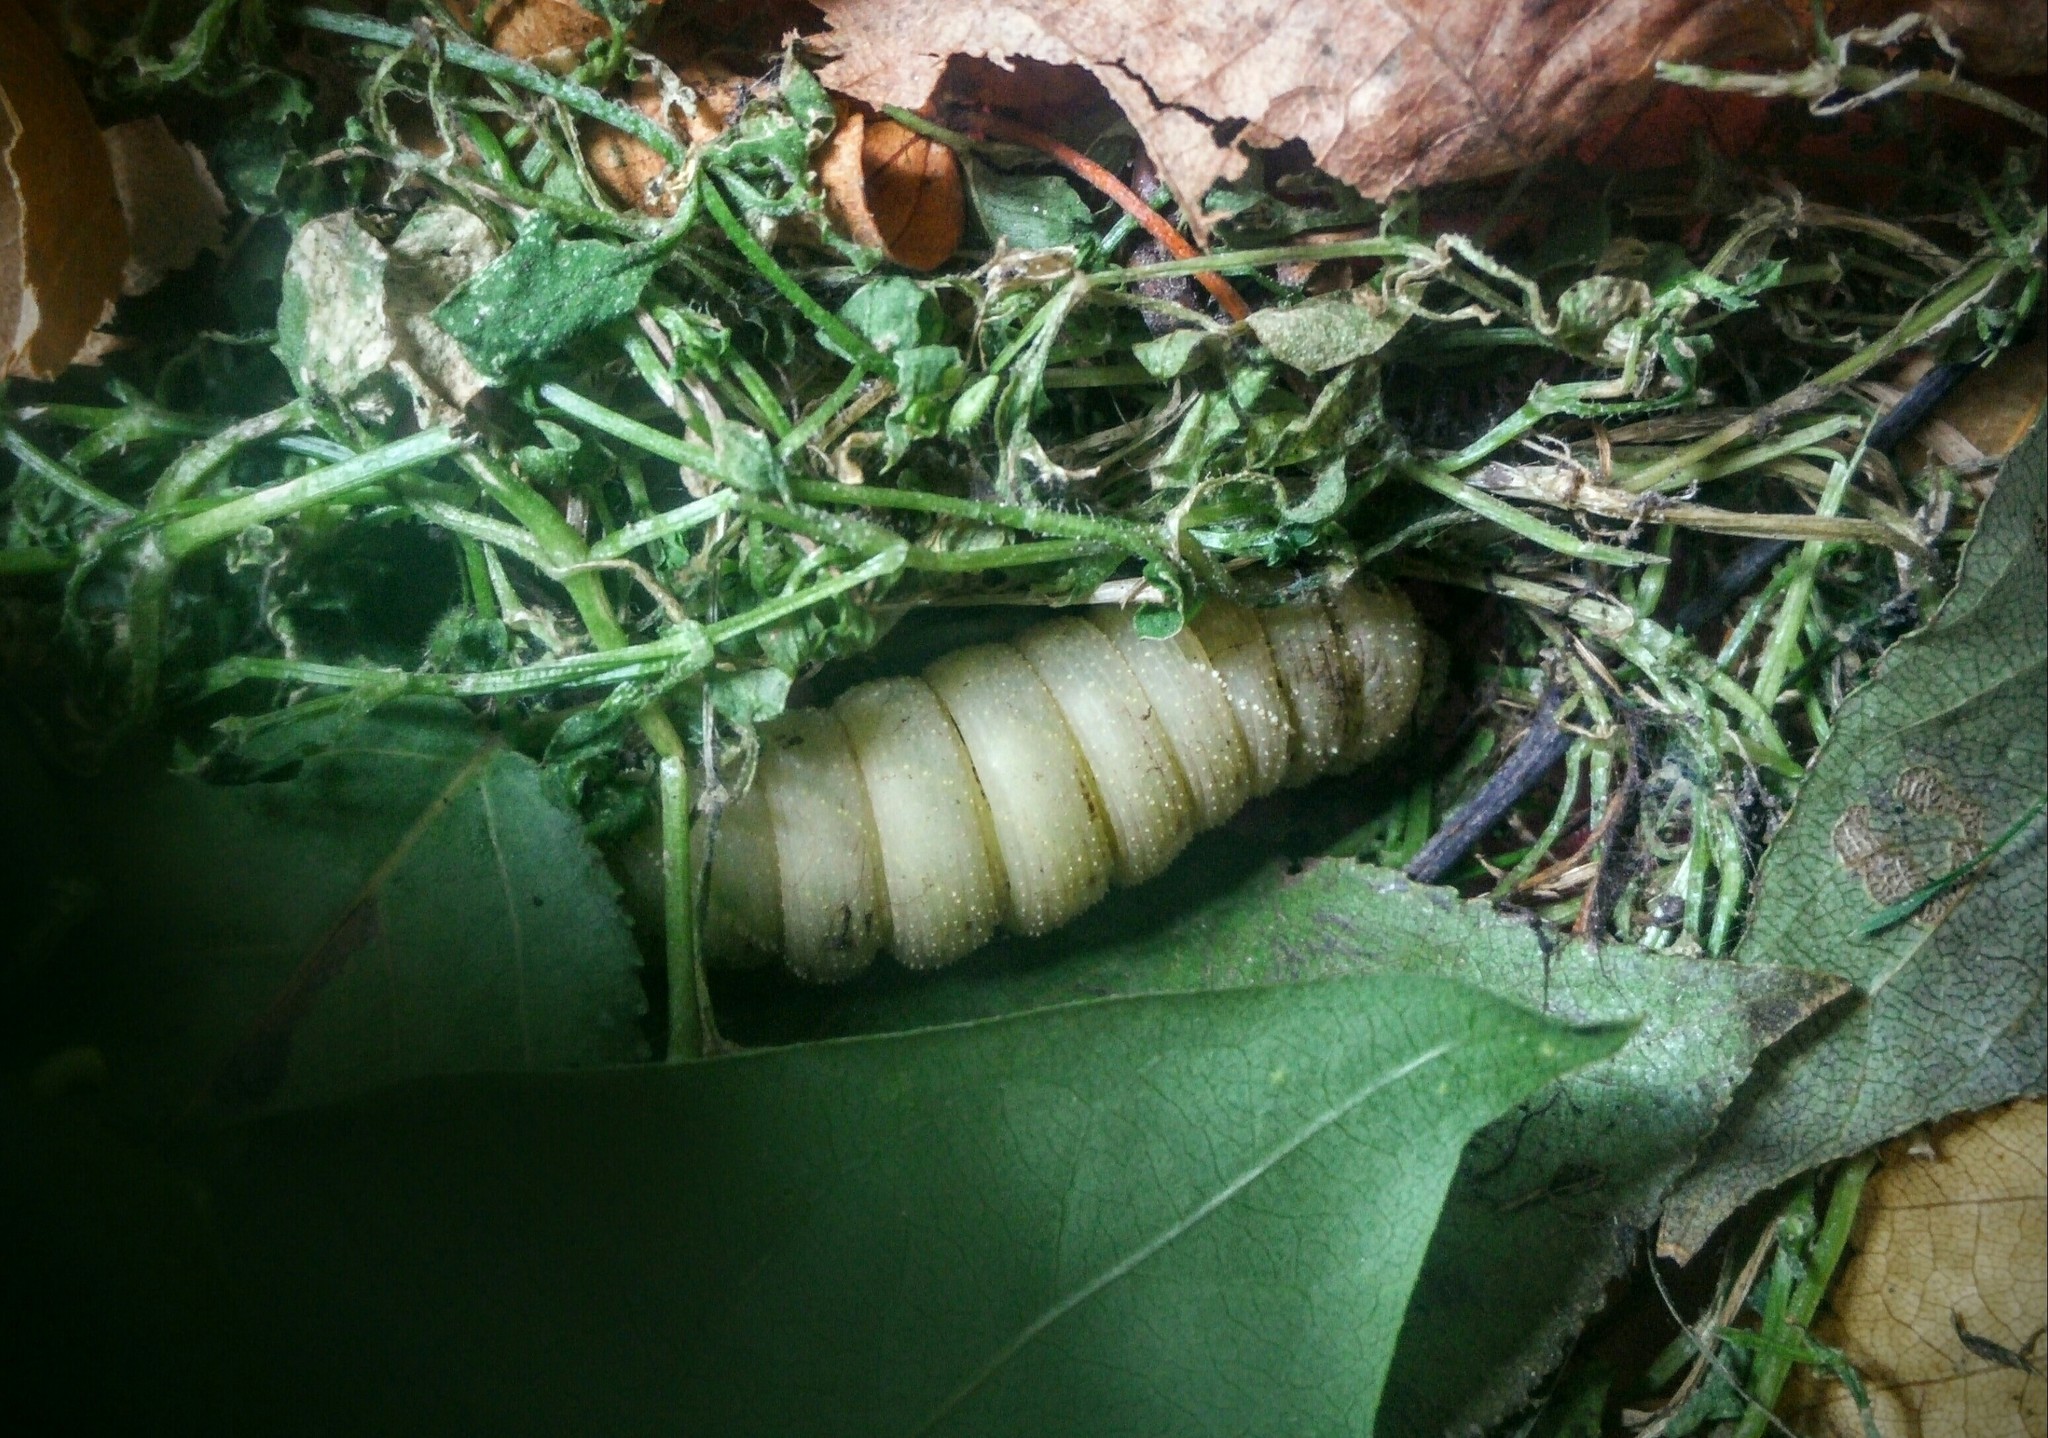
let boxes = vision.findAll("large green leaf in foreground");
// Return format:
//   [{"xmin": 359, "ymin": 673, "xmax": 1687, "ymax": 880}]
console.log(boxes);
[
  {"xmin": 189, "ymin": 976, "xmax": 1621, "ymax": 1437},
  {"xmin": 38, "ymin": 701, "xmax": 646, "ymax": 1124},
  {"xmin": 724, "ymin": 856, "xmax": 1841, "ymax": 1437},
  {"xmin": 1663, "ymin": 419, "xmax": 2048, "ymax": 1256}
]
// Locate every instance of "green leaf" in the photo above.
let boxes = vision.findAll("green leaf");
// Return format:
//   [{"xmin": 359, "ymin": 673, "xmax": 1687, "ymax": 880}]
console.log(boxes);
[
  {"xmin": 1131, "ymin": 327, "xmax": 1218, "ymax": 381},
  {"xmin": 1246, "ymin": 297, "xmax": 1405, "ymax": 373},
  {"xmin": 966, "ymin": 157, "xmax": 1097, "ymax": 251},
  {"xmin": 183, "ymin": 974, "xmax": 1622, "ymax": 1435},
  {"xmin": 1662, "ymin": 419, "xmax": 2048, "ymax": 1257},
  {"xmin": 433, "ymin": 215, "xmax": 661, "ymax": 382},
  {"xmin": 735, "ymin": 855, "xmax": 1840, "ymax": 1435},
  {"xmin": 831, "ymin": 274, "xmax": 942, "ymax": 358},
  {"xmin": 37, "ymin": 702, "xmax": 647, "ymax": 1125}
]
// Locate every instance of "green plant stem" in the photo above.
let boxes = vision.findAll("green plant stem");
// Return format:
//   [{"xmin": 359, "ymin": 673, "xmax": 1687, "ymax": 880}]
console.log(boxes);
[
  {"xmin": 205, "ymin": 632, "xmax": 712, "ymax": 698},
  {"xmin": 660, "ymin": 754, "xmax": 708, "ymax": 1061},
  {"xmin": 1492, "ymin": 740, "xmax": 1587, "ymax": 896},
  {"xmin": 699, "ymin": 176, "xmax": 888, "ymax": 375},
  {"xmin": 1399, "ymin": 458, "xmax": 1660, "ymax": 568},
  {"xmin": 0, "ymin": 547, "xmax": 72, "ymax": 576},
  {"xmin": 161, "ymin": 428, "xmax": 464, "ymax": 559},
  {"xmin": 700, "ymin": 547, "xmax": 906, "ymax": 647},
  {"xmin": 2, "ymin": 427, "xmax": 135, "ymax": 517},
  {"xmin": 457, "ymin": 450, "xmax": 695, "ymax": 854},
  {"xmin": 1731, "ymin": 1154, "xmax": 1878, "ymax": 1438},
  {"xmin": 149, "ymin": 398, "xmax": 318, "ymax": 511},
  {"xmin": 590, "ymin": 492, "xmax": 739, "ymax": 561},
  {"xmin": 1621, "ymin": 249, "xmax": 2023, "ymax": 493},
  {"xmin": 1859, "ymin": 796, "xmax": 2048, "ymax": 937},
  {"xmin": 1749, "ymin": 445, "xmax": 1862, "ymax": 717},
  {"xmin": 540, "ymin": 383, "xmax": 725, "ymax": 477},
  {"xmin": 788, "ymin": 477, "xmax": 1175, "ymax": 571},
  {"xmin": 292, "ymin": 7, "xmax": 688, "ymax": 167}
]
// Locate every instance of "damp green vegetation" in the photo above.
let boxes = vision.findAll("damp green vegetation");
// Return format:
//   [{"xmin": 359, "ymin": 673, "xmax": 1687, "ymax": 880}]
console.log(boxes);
[{"xmin": 1, "ymin": 4, "xmax": 2043, "ymax": 1436}]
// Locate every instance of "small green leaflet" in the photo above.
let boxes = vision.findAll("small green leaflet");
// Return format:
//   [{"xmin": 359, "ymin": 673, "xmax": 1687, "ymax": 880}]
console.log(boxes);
[
  {"xmin": 434, "ymin": 214, "xmax": 665, "ymax": 382},
  {"xmin": 966, "ymin": 157, "xmax": 1096, "ymax": 251},
  {"xmin": 1247, "ymin": 297, "xmax": 1405, "ymax": 373}
]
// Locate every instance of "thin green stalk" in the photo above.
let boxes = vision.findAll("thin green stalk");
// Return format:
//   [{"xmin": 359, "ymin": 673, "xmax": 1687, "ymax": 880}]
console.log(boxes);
[
  {"xmin": 1492, "ymin": 740, "xmax": 1587, "ymax": 896},
  {"xmin": 701, "ymin": 547, "xmax": 907, "ymax": 646},
  {"xmin": 292, "ymin": 8, "xmax": 689, "ymax": 167},
  {"xmin": 161, "ymin": 428, "xmax": 464, "ymax": 559},
  {"xmin": 877, "ymin": 105, "xmax": 977, "ymax": 152},
  {"xmin": 590, "ymin": 492, "xmax": 738, "ymax": 561},
  {"xmin": 149, "ymin": 398, "xmax": 318, "ymax": 511},
  {"xmin": 1622, "ymin": 249, "xmax": 2024, "ymax": 493},
  {"xmin": 540, "ymin": 383, "xmax": 725, "ymax": 476},
  {"xmin": 1730, "ymin": 1155, "xmax": 1878, "ymax": 1438},
  {"xmin": 660, "ymin": 755, "xmax": 707, "ymax": 1061},
  {"xmin": 1399, "ymin": 458, "xmax": 1660, "ymax": 568},
  {"xmin": 458, "ymin": 536, "xmax": 501, "ymax": 624},
  {"xmin": 699, "ymin": 176, "xmax": 888, "ymax": 375},
  {"xmin": 1749, "ymin": 446, "xmax": 1862, "ymax": 717},
  {"xmin": 2, "ymin": 427, "xmax": 135, "ymax": 517},
  {"xmin": 788, "ymin": 477, "xmax": 1175, "ymax": 572},
  {"xmin": 778, "ymin": 368, "xmax": 869, "ymax": 459},
  {"xmin": 0, "ymin": 547, "xmax": 72, "ymax": 576},
  {"xmin": 206, "ymin": 628, "xmax": 712, "ymax": 697},
  {"xmin": 1859, "ymin": 796, "xmax": 2048, "ymax": 937}
]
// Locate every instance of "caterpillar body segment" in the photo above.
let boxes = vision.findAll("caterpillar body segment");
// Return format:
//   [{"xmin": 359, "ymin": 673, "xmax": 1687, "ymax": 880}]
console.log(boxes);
[{"xmin": 706, "ymin": 577, "xmax": 1428, "ymax": 979}]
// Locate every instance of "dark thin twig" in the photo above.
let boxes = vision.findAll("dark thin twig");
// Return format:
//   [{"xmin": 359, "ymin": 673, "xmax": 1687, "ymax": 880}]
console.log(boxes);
[
  {"xmin": 1405, "ymin": 683, "xmax": 1573, "ymax": 884},
  {"xmin": 1669, "ymin": 360, "xmax": 1969, "ymax": 634}
]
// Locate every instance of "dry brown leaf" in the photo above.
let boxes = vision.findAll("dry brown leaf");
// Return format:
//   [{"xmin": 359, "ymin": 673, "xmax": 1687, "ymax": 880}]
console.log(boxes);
[
  {"xmin": 2, "ymin": 0, "xmax": 128, "ymax": 379},
  {"xmin": 811, "ymin": 0, "xmax": 2044, "ymax": 232},
  {"xmin": 1784, "ymin": 1100, "xmax": 2047, "ymax": 1438},
  {"xmin": 458, "ymin": 0, "xmax": 612, "ymax": 68},
  {"xmin": 583, "ymin": 64, "xmax": 741, "ymax": 216},
  {"xmin": 103, "ymin": 115, "xmax": 226, "ymax": 296},
  {"xmin": 1897, "ymin": 336, "xmax": 2048, "ymax": 476},
  {"xmin": 818, "ymin": 106, "xmax": 963, "ymax": 270}
]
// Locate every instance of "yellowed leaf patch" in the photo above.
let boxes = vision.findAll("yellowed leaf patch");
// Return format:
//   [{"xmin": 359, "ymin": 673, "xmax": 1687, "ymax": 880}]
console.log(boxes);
[{"xmin": 1786, "ymin": 1100, "xmax": 2047, "ymax": 1438}]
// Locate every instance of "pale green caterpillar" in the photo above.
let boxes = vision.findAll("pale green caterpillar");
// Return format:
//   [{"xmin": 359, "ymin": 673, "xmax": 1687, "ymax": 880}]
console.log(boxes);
[{"xmin": 705, "ymin": 576, "xmax": 1428, "ymax": 979}]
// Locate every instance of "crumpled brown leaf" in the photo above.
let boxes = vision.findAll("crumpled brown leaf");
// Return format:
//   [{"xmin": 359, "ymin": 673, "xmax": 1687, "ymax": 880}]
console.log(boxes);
[
  {"xmin": 1783, "ymin": 1100, "xmax": 2046, "ymax": 1438},
  {"xmin": 811, "ymin": 0, "xmax": 2044, "ymax": 231},
  {"xmin": 2, "ymin": 0, "xmax": 127, "ymax": 379}
]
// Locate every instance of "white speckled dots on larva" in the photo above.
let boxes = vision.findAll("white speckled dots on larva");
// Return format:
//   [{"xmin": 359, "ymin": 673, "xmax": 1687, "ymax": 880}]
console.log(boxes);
[{"xmin": 705, "ymin": 576, "xmax": 1429, "ymax": 980}]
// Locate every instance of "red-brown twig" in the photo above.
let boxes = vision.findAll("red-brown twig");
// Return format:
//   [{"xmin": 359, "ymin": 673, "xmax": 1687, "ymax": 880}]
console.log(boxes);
[{"xmin": 969, "ymin": 112, "xmax": 1251, "ymax": 322}]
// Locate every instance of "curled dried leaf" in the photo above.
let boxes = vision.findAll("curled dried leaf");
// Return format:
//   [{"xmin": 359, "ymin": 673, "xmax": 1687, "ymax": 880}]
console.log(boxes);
[
  {"xmin": 818, "ymin": 106, "xmax": 963, "ymax": 271},
  {"xmin": 2, "ymin": 0, "xmax": 127, "ymax": 379}
]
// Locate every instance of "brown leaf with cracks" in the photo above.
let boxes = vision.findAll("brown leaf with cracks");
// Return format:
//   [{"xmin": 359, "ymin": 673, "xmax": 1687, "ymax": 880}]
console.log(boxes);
[
  {"xmin": 818, "ymin": 105, "xmax": 963, "ymax": 270},
  {"xmin": 810, "ymin": 0, "xmax": 2042, "ymax": 234},
  {"xmin": 1783, "ymin": 1100, "xmax": 2046, "ymax": 1438},
  {"xmin": 2, "ymin": 0, "xmax": 128, "ymax": 379}
]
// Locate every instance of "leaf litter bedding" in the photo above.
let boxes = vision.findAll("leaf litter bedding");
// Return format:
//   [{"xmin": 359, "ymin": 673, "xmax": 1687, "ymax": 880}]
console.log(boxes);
[{"xmin": 0, "ymin": 1, "xmax": 2043, "ymax": 1434}]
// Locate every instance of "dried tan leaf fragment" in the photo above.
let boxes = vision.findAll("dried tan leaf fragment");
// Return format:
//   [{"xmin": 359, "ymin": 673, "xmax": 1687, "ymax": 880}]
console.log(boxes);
[
  {"xmin": 1785, "ymin": 1100, "xmax": 2046, "ymax": 1438},
  {"xmin": 819, "ymin": 106, "xmax": 963, "ymax": 271},
  {"xmin": 2, "ymin": 0, "xmax": 127, "ymax": 379},
  {"xmin": 103, "ymin": 116, "xmax": 226, "ymax": 296},
  {"xmin": 810, "ymin": 0, "xmax": 2044, "ymax": 234}
]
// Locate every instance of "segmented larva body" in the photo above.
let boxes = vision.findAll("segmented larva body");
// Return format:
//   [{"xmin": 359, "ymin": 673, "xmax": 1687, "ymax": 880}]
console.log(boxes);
[{"xmin": 706, "ymin": 577, "xmax": 1427, "ymax": 980}]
